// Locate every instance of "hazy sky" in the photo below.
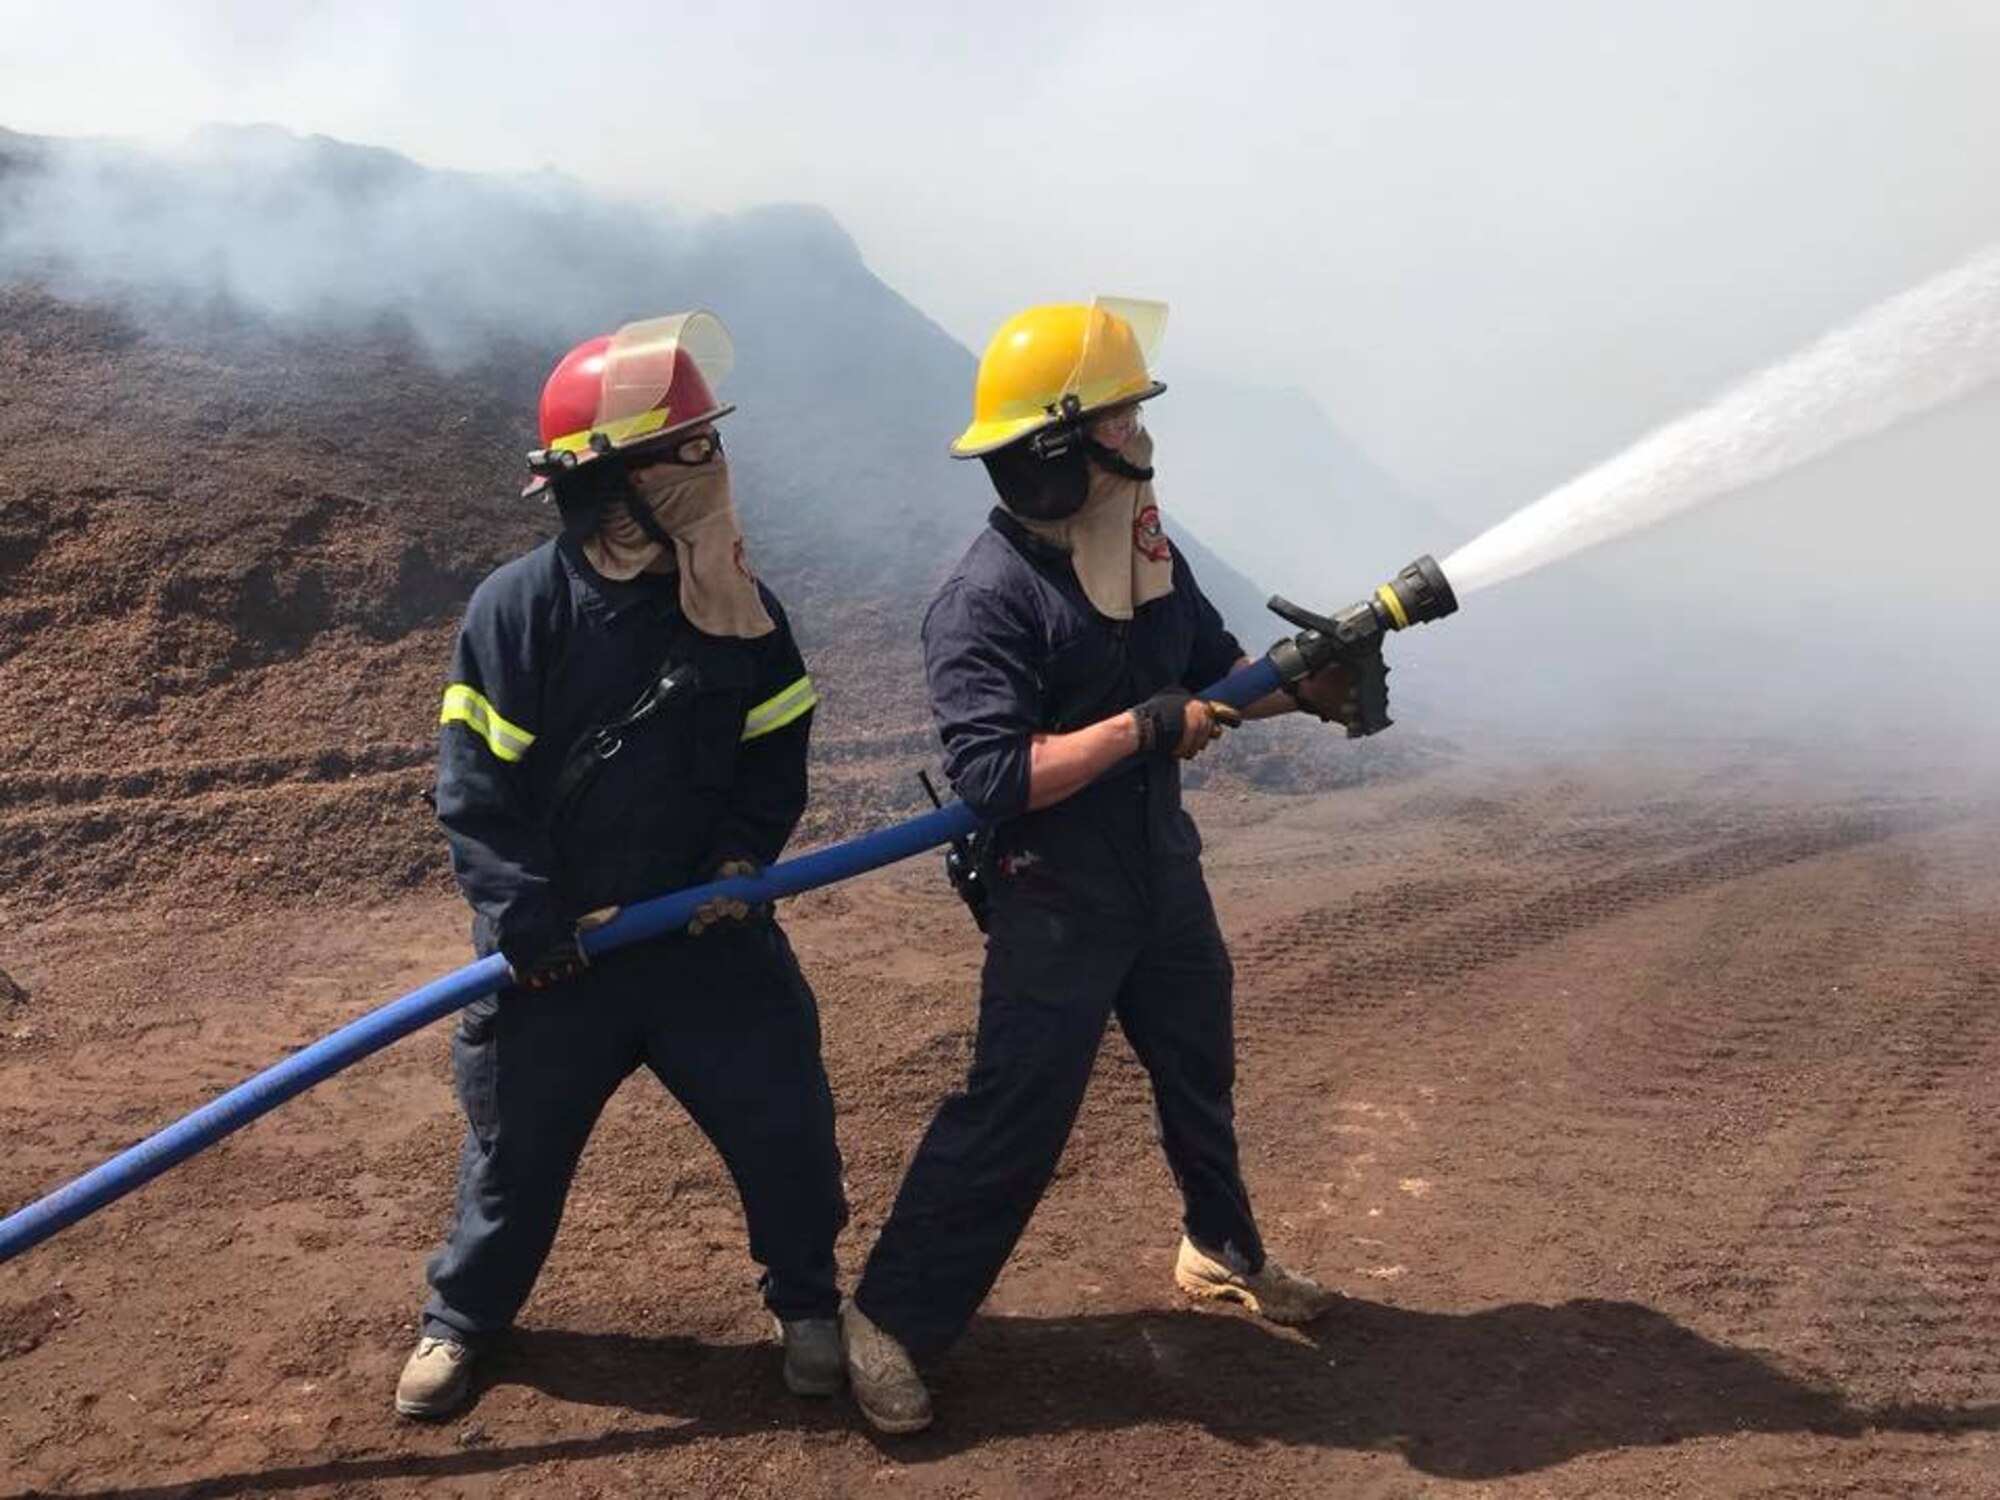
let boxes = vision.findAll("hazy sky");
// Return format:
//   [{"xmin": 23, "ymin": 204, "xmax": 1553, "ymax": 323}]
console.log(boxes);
[{"xmin": 5, "ymin": 0, "xmax": 2000, "ymax": 532}]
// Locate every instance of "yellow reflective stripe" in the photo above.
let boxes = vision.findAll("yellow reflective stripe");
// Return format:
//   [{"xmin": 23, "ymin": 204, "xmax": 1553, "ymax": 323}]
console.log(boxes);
[
  {"xmin": 545, "ymin": 408, "xmax": 673, "ymax": 455},
  {"xmin": 740, "ymin": 675, "xmax": 817, "ymax": 741},
  {"xmin": 440, "ymin": 684, "xmax": 536, "ymax": 764}
]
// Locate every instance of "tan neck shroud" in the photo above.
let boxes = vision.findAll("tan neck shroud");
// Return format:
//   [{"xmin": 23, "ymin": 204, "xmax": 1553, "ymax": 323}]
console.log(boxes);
[
  {"xmin": 1013, "ymin": 428, "xmax": 1175, "ymax": 621},
  {"xmin": 584, "ymin": 461, "xmax": 774, "ymax": 639}
]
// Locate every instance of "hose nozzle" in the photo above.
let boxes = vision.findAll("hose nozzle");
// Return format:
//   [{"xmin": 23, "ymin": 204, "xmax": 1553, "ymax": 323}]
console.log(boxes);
[
  {"xmin": 1264, "ymin": 554, "xmax": 1460, "ymax": 738},
  {"xmin": 1375, "ymin": 555, "xmax": 1458, "ymax": 630},
  {"xmin": 1267, "ymin": 554, "xmax": 1459, "ymax": 656}
]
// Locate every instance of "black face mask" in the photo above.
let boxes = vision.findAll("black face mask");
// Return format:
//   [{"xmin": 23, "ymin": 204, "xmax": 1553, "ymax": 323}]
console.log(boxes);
[
  {"xmin": 550, "ymin": 459, "xmax": 677, "ymax": 548},
  {"xmin": 981, "ymin": 439, "xmax": 1090, "ymax": 521}
]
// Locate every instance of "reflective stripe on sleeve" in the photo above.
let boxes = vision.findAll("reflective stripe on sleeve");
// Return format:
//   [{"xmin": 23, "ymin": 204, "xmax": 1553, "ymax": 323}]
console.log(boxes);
[
  {"xmin": 440, "ymin": 683, "xmax": 536, "ymax": 763},
  {"xmin": 740, "ymin": 674, "xmax": 817, "ymax": 742}
]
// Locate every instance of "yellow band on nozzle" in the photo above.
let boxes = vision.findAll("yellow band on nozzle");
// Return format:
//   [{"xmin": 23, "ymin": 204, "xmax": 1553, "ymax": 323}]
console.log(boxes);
[{"xmin": 1375, "ymin": 583, "xmax": 1411, "ymax": 630}]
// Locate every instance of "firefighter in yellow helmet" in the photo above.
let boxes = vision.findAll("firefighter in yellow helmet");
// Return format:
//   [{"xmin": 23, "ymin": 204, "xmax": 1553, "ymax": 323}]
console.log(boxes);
[{"xmin": 842, "ymin": 300, "xmax": 1353, "ymax": 1433}]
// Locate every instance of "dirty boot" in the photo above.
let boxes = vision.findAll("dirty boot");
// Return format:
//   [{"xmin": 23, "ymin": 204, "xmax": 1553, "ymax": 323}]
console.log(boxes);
[
  {"xmin": 775, "ymin": 1315, "xmax": 844, "ymax": 1397},
  {"xmin": 395, "ymin": 1335, "xmax": 475, "ymax": 1419},
  {"xmin": 841, "ymin": 1301, "xmax": 932, "ymax": 1434},
  {"xmin": 1175, "ymin": 1236, "xmax": 1343, "ymax": 1326}
]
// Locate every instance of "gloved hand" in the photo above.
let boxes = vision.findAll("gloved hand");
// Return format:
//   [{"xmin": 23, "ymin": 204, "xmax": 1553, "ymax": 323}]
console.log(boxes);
[
  {"xmin": 689, "ymin": 858, "xmax": 763, "ymax": 936},
  {"xmin": 1132, "ymin": 689, "xmax": 1242, "ymax": 761},
  {"xmin": 1287, "ymin": 662, "xmax": 1358, "ymax": 727},
  {"xmin": 501, "ymin": 929, "xmax": 589, "ymax": 990}
]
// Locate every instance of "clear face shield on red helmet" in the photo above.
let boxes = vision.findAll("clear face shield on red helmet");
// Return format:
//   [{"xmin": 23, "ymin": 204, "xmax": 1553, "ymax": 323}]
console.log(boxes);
[
  {"xmin": 593, "ymin": 311, "xmax": 734, "ymax": 442},
  {"xmin": 527, "ymin": 311, "xmax": 737, "ymax": 483}
]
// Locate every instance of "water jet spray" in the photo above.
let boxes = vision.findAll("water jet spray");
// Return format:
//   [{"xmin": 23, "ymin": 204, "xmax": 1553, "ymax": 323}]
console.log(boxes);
[{"xmin": 1442, "ymin": 241, "xmax": 2000, "ymax": 596}]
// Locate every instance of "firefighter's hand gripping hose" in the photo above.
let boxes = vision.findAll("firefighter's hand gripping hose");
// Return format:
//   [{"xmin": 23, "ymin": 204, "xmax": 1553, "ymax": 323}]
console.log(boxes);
[{"xmin": 0, "ymin": 556, "xmax": 1457, "ymax": 1265}]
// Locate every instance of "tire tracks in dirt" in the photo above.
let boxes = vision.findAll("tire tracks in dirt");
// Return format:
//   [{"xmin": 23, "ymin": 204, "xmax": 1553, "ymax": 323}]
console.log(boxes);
[{"xmin": 1221, "ymin": 790, "xmax": 2000, "ymax": 1494}]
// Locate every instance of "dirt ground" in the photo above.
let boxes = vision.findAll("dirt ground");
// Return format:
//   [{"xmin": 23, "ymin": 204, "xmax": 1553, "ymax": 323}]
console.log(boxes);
[{"xmin": 3, "ymin": 756, "xmax": 1999, "ymax": 1499}]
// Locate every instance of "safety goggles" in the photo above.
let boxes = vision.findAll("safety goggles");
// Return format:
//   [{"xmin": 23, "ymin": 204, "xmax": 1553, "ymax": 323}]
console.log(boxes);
[
  {"xmin": 1026, "ymin": 399, "xmax": 1145, "ymax": 464},
  {"xmin": 629, "ymin": 429, "xmax": 725, "ymax": 471},
  {"xmin": 1084, "ymin": 405, "xmax": 1143, "ymax": 450}
]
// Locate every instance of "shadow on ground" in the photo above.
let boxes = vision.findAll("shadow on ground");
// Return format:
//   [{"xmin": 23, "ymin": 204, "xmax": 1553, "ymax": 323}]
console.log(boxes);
[{"xmin": 15, "ymin": 1296, "xmax": 1997, "ymax": 1498}]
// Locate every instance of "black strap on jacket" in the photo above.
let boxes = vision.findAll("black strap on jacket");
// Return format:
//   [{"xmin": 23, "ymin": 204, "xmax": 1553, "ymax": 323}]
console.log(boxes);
[{"xmin": 542, "ymin": 657, "xmax": 704, "ymax": 833}]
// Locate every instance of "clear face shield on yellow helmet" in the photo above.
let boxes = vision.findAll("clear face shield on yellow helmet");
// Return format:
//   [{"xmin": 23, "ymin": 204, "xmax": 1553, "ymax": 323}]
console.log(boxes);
[
  {"xmin": 951, "ymin": 296, "xmax": 1169, "ymax": 459},
  {"xmin": 968, "ymin": 297, "xmax": 1169, "ymax": 520},
  {"xmin": 1025, "ymin": 296, "xmax": 1168, "ymax": 461},
  {"xmin": 1072, "ymin": 296, "xmax": 1167, "ymax": 411}
]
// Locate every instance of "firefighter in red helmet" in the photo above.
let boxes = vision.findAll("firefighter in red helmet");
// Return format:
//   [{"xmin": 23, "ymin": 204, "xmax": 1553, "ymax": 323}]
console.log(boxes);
[{"xmin": 396, "ymin": 313, "xmax": 847, "ymax": 1419}]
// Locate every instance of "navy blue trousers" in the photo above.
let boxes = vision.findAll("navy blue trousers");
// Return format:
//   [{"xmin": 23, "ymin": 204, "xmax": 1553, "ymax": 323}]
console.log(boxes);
[
  {"xmin": 856, "ymin": 783, "xmax": 1263, "ymax": 1361},
  {"xmin": 421, "ymin": 920, "xmax": 846, "ymax": 1344}
]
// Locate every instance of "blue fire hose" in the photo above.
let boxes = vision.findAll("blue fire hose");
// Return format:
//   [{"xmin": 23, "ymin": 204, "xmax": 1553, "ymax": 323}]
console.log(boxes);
[{"xmin": 0, "ymin": 657, "xmax": 1285, "ymax": 1264}]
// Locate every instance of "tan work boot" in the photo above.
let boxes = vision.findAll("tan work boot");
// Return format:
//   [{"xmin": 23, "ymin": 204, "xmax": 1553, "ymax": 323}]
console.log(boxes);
[
  {"xmin": 1175, "ymin": 1236, "xmax": 1344, "ymax": 1326},
  {"xmin": 394, "ymin": 1335, "xmax": 475, "ymax": 1419},
  {"xmin": 840, "ymin": 1300, "xmax": 933, "ymax": 1434}
]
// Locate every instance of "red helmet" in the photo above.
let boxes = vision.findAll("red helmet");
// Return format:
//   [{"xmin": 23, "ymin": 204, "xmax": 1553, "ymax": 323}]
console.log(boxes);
[{"xmin": 529, "ymin": 311, "xmax": 735, "ymax": 477}]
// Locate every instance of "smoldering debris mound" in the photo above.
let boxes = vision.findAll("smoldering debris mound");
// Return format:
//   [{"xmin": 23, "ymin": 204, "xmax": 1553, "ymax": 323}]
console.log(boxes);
[
  {"xmin": 0, "ymin": 284, "xmax": 541, "ymax": 910},
  {"xmin": 0, "ymin": 126, "xmax": 1436, "ymax": 913}
]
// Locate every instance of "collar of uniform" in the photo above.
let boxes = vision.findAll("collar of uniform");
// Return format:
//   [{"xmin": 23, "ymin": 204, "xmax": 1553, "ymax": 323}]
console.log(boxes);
[
  {"xmin": 986, "ymin": 506, "xmax": 1074, "ymax": 566},
  {"xmin": 555, "ymin": 535, "xmax": 682, "ymax": 626}
]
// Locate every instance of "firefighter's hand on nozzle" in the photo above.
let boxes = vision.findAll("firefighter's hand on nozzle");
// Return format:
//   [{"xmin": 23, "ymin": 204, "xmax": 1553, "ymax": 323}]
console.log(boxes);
[
  {"xmin": 1134, "ymin": 689, "xmax": 1241, "ymax": 762},
  {"xmin": 1289, "ymin": 662, "xmax": 1358, "ymax": 726},
  {"xmin": 689, "ymin": 859, "xmax": 762, "ymax": 935},
  {"xmin": 503, "ymin": 930, "xmax": 589, "ymax": 990}
]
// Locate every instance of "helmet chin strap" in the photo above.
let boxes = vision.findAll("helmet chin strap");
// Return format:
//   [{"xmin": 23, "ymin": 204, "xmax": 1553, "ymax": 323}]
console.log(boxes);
[
  {"xmin": 986, "ymin": 417, "xmax": 1152, "ymax": 518},
  {"xmin": 1084, "ymin": 439, "xmax": 1154, "ymax": 482},
  {"xmin": 623, "ymin": 485, "xmax": 679, "ymax": 550}
]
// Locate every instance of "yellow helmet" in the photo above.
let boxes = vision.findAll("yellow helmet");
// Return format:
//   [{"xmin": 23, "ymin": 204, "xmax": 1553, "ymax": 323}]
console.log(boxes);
[{"xmin": 950, "ymin": 297, "xmax": 1167, "ymax": 458}]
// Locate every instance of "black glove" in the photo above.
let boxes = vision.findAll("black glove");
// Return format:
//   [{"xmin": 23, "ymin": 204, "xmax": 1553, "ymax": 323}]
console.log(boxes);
[
  {"xmin": 501, "ymin": 928, "xmax": 589, "ymax": 990},
  {"xmin": 1131, "ymin": 688, "xmax": 1194, "ymax": 759},
  {"xmin": 1132, "ymin": 689, "xmax": 1241, "ymax": 759}
]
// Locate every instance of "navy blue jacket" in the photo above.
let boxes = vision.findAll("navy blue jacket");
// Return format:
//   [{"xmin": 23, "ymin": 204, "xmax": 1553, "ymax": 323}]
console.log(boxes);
[
  {"xmin": 435, "ymin": 537, "xmax": 817, "ymax": 956},
  {"xmin": 922, "ymin": 508, "xmax": 1242, "ymax": 829}
]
